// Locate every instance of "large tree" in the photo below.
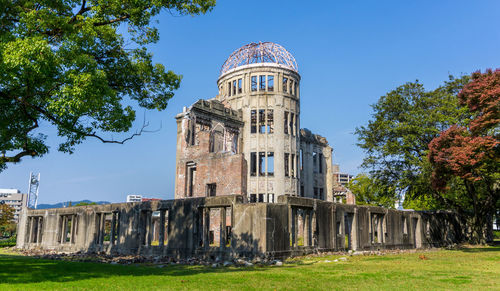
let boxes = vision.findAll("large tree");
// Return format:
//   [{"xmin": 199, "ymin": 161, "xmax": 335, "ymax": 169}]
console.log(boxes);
[
  {"xmin": 355, "ymin": 75, "xmax": 471, "ymax": 209},
  {"xmin": 0, "ymin": 0, "xmax": 215, "ymax": 171},
  {"xmin": 0, "ymin": 203, "xmax": 15, "ymax": 226},
  {"xmin": 347, "ymin": 173, "xmax": 398, "ymax": 208},
  {"xmin": 428, "ymin": 69, "xmax": 499, "ymax": 243}
]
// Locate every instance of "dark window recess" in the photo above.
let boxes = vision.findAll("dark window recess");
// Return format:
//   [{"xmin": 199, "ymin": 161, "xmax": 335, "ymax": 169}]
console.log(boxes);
[
  {"xmin": 267, "ymin": 75, "xmax": 274, "ymax": 91},
  {"xmin": 267, "ymin": 152, "xmax": 274, "ymax": 176},
  {"xmin": 267, "ymin": 109, "xmax": 274, "ymax": 133},
  {"xmin": 228, "ymin": 81, "xmax": 232, "ymax": 96},
  {"xmin": 186, "ymin": 162, "xmax": 196, "ymax": 197},
  {"xmin": 251, "ymin": 110, "xmax": 257, "ymax": 133},
  {"xmin": 319, "ymin": 188, "xmax": 324, "ymax": 200},
  {"xmin": 319, "ymin": 153, "xmax": 323, "ymax": 173},
  {"xmin": 250, "ymin": 194, "xmax": 257, "ymax": 203},
  {"xmin": 313, "ymin": 152, "xmax": 318, "ymax": 173},
  {"xmin": 209, "ymin": 129, "xmax": 224, "ymax": 153},
  {"xmin": 259, "ymin": 152, "xmax": 265, "ymax": 176},
  {"xmin": 251, "ymin": 76, "xmax": 257, "ymax": 91},
  {"xmin": 294, "ymin": 82, "xmax": 298, "ymax": 96},
  {"xmin": 186, "ymin": 120, "xmax": 196, "ymax": 146},
  {"xmin": 232, "ymin": 80, "xmax": 236, "ymax": 95},
  {"xmin": 284, "ymin": 153, "xmax": 290, "ymax": 177},
  {"xmin": 290, "ymin": 113, "xmax": 295, "ymax": 136},
  {"xmin": 207, "ymin": 183, "xmax": 216, "ymax": 197},
  {"xmin": 300, "ymin": 185, "xmax": 304, "ymax": 197},
  {"xmin": 283, "ymin": 77, "xmax": 288, "ymax": 93},
  {"xmin": 313, "ymin": 187, "xmax": 318, "ymax": 198},
  {"xmin": 290, "ymin": 80, "xmax": 294, "ymax": 95},
  {"xmin": 209, "ymin": 230, "xmax": 214, "ymax": 245},
  {"xmin": 238, "ymin": 78, "xmax": 242, "ymax": 93},
  {"xmin": 291, "ymin": 154, "xmax": 295, "ymax": 177},
  {"xmin": 259, "ymin": 75, "xmax": 266, "ymax": 91},
  {"xmin": 232, "ymin": 134, "xmax": 238, "ymax": 154},
  {"xmin": 259, "ymin": 109, "xmax": 266, "ymax": 134},
  {"xmin": 250, "ymin": 152, "xmax": 257, "ymax": 176},
  {"xmin": 284, "ymin": 112, "xmax": 289, "ymax": 134},
  {"xmin": 258, "ymin": 194, "xmax": 264, "ymax": 203}
]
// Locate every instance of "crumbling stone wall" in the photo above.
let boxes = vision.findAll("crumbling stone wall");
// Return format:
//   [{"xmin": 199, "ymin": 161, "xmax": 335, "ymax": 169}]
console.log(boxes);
[
  {"xmin": 17, "ymin": 196, "xmax": 464, "ymax": 259},
  {"xmin": 174, "ymin": 100, "xmax": 247, "ymax": 199}
]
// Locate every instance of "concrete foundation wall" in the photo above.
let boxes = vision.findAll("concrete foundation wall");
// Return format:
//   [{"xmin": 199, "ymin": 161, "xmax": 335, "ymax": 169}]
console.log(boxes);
[{"xmin": 17, "ymin": 196, "xmax": 464, "ymax": 259}]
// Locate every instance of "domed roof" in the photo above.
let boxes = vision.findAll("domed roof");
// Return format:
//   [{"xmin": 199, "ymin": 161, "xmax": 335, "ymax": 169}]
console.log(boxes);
[{"xmin": 220, "ymin": 42, "xmax": 298, "ymax": 76}]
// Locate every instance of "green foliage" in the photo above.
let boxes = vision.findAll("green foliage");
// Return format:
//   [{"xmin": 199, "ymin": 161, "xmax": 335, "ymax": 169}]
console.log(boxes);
[
  {"xmin": 0, "ymin": 0, "xmax": 215, "ymax": 171},
  {"xmin": 355, "ymin": 75, "xmax": 471, "ymax": 208},
  {"xmin": 347, "ymin": 174, "xmax": 397, "ymax": 208},
  {"xmin": 0, "ymin": 235, "xmax": 16, "ymax": 247},
  {"xmin": 428, "ymin": 69, "xmax": 500, "ymax": 244},
  {"xmin": 0, "ymin": 204, "xmax": 15, "ymax": 226},
  {"xmin": 74, "ymin": 201, "xmax": 97, "ymax": 206}
]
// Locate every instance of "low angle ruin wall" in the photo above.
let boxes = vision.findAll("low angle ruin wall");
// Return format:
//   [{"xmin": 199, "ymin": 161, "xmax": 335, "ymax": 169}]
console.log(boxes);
[{"xmin": 16, "ymin": 196, "xmax": 464, "ymax": 259}]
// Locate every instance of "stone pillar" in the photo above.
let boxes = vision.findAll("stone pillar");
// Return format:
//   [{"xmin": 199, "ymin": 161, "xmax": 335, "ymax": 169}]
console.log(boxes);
[
  {"xmin": 220, "ymin": 207, "xmax": 227, "ymax": 249},
  {"xmin": 110, "ymin": 213, "xmax": 116, "ymax": 245},
  {"xmin": 203, "ymin": 208, "xmax": 209, "ymax": 249},
  {"xmin": 37, "ymin": 217, "xmax": 43, "ymax": 244},
  {"xmin": 159, "ymin": 210, "xmax": 165, "ymax": 247},
  {"xmin": 99, "ymin": 213, "xmax": 105, "ymax": 245}
]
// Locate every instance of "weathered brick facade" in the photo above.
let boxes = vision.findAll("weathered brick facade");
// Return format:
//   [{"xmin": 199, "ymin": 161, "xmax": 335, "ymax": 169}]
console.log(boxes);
[{"xmin": 175, "ymin": 100, "xmax": 247, "ymax": 199}]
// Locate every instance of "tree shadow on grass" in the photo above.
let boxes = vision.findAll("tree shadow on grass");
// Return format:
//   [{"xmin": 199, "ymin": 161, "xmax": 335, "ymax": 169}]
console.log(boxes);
[
  {"xmin": 0, "ymin": 253, "xmax": 307, "ymax": 285},
  {"xmin": 454, "ymin": 243, "xmax": 500, "ymax": 253}
]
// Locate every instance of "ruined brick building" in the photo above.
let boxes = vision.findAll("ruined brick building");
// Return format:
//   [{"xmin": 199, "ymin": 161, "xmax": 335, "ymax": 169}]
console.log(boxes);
[
  {"xmin": 175, "ymin": 42, "xmax": 341, "ymax": 203},
  {"xmin": 16, "ymin": 42, "xmax": 465, "ymax": 259}
]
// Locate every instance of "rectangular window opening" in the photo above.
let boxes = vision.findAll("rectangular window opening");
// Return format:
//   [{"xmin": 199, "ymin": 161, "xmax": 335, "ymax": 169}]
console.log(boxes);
[
  {"xmin": 228, "ymin": 81, "xmax": 232, "ymax": 97},
  {"xmin": 259, "ymin": 75, "xmax": 266, "ymax": 91},
  {"xmin": 251, "ymin": 76, "xmax": 257, "ymax": 92},
  {"xmin": 250, "ymin": 152, "xmax": 257, "ymax": 176},
  {"xmin": 259, "ymin": 152, "xmax": 265, "ymax": 176},
  {"xmin": 258, "ymin": 194, "xmax": 264, "ymax": 203},
  {"xmin": 208, "ymin": 208, "xmax": 221, "ymax": 247},
  {"xmin": 283, "ymin": 77, "xmax": 288, "ymax": 93},
  {"xmin": 151, "ymin": 211, "xmax": 160, "ymax": 246},
  {"xmin": 313, "ymin": 152, "xmax": 318, "ymax": 173},
  {"xmin": 267, "ymin": 152, "xmax": 274, "ymax": 176},
  {"xmin": 267, "ymin": 75, "xmax": 274, "ymax": 91},
  {"xmin": 186, "ymin": 162, "xmax": 197, "ymax": 197},
  {"xmin": 268, "ymin": 194, "xmax": 274, "ymax": 203},
  {"xmin": 103, "ymin": 213, "xmax": 112, "ymax": 243},
  {"xmin": 238, "ymin": 78, "xmax": 242, "ymax": 94},
  {"xmin": 232, "ymin": 80, "xmax": 236, "ymax": 96},
  {"xmin": 162, "ymin": 210, "xmax": 169, "ymax": 246},
  {"xmin": 259, "ymin": 109, "xmax": 266, "ymax": 134},
  {"xmin": 291, "ymin": 154, "xmax": 295, "ymax": 177},
  {"xmin": 207, "ymin": 183, "xmax": 217, "ymax": 197},
  {"xmin": 290, "ymin": 113, "xmax": 295, "ymax": 136},
  {"xmin": 250, "ymin": 194, "xmax": 257, "ymax": 203},
  {"xmin": 267, "ymin": 109, "xmax": 274, "ymax": 133}
]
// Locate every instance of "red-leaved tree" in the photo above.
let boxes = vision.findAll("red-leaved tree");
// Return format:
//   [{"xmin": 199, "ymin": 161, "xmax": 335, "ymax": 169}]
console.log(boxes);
[{"xmin": 428, "ymin": 69, "xmax": 499, "ymax": 244}]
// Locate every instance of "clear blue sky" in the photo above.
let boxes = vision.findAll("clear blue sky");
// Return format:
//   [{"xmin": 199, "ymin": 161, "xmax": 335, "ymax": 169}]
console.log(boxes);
[{"xmin": 1, "ymin": 0, "xmax": 499, "ymax": 204}]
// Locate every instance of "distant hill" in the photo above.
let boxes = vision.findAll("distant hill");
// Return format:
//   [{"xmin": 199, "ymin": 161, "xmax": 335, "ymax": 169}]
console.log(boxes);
[{"xmin": 37, "ymin": 200, "xmax": 111, "ymax": 209}]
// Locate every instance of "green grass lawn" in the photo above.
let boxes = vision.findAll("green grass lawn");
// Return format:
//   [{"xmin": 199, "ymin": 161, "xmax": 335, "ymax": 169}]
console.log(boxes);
[{"xmin": 0, "ymin": 246, "xmax": 499, "ymax": 290}]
